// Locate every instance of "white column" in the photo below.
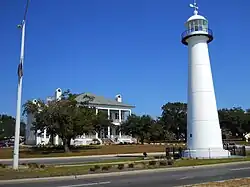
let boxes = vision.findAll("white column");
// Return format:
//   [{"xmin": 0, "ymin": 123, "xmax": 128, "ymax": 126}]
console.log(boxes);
[
  {"xmin": 36, "ymin": 130, "xmax": 41, "ymax": 145},
  {"xmin": 44, "ymin": 129, "xmax": 46, "ymax": 140},
  {"xmin": 54, "ymin": 135, "xmax": 59, "ymax": 145},
  {"xmin": 108, "ymin": 126, "xmax": 110, "ymax": 138},
  {"xmin": 108, "ymin": 109, "xmax": 110, "ymax": 138},
  {"xmin": 95, "ymin": 108, "xmax": 98, "ymax": 115},
  {"xmin": 129, "ymin": 109, "xmax": 132, "ymax": 116},
  {"xmin": 119, "ymin": 110, "xmax": 122, "ymax": 122},
  {"xmin": 119, "ymin": 110, "xmax": 122, "ymax": 138},
  {"xmin": 108, "ymin": 109, "xmax": 110, "ymax": 118},
  {"xmin": 95, "ymin": 132, "xmax": 98, "ymax": 138}
]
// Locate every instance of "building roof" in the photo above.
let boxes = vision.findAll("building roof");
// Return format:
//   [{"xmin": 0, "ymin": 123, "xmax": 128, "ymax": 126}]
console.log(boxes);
[{"xmin": 75, "ymin": 93, "xmax": 135, "ymax": 108}]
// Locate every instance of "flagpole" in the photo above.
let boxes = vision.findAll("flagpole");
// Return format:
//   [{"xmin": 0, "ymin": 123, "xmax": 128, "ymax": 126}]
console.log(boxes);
[{"xmin": 13, "ymin": 0, "xmax": 29, "ymax": 170}]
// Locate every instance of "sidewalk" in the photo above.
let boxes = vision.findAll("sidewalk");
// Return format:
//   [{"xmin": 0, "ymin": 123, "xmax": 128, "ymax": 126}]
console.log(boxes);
[{"xmin": 0, "ymin": 152, "xmax": 165, "ymax": 162}]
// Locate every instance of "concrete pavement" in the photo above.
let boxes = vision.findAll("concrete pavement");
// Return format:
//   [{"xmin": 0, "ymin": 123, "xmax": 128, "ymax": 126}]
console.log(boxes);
[
  {"xmin": 1, "ymin": 162, "xmax": 250, "ymax": 187},
  {"xmin": 0, "ymin": 152, "xmax": 165, "ymax": 165}
]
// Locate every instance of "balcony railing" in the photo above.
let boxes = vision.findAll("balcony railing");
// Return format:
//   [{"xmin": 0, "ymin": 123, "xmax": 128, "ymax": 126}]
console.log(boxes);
[
  {"xmin": 111, "ymin": 119, "xmax": 125, "ymax": 123},
  {"xmin": 181, "ymin": 28, "xmax": 213, "ymax": 45}
]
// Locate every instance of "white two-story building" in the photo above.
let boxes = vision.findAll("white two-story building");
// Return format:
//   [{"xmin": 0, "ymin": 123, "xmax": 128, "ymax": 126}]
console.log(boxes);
[{"xmin": 25, "ymin": 88, "xmax": 136, "ymax": 146}]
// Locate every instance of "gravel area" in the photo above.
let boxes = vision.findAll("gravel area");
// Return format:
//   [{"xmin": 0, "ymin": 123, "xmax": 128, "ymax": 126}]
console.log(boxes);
[{"xmin": 184, "ymin": 178, "xmax": 250, "ymax": 187}]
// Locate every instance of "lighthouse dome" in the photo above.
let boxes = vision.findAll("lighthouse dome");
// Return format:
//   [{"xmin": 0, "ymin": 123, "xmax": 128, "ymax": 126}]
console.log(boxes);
[{"xmin": 187, "ymin": 14, "xmax": 207, "ymax": 22}]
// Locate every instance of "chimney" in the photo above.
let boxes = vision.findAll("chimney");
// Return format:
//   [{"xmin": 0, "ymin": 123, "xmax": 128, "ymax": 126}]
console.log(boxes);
[
  {"xmin": 32, "ymin": 99, "xmax": 37, "ymax": 104},
  {"xmin": 55, "ymin": 88, "xmax": 62, "ymax": 101},
  {"xmin": 115, "ymin": 94, "xmax": 122, "ymax": 103}
]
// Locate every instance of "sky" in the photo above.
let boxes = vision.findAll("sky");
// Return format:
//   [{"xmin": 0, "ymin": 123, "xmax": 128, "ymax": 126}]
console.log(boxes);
[{"xmin": 1, "ymin": 0, "xmax": 250, "ymax": 118}]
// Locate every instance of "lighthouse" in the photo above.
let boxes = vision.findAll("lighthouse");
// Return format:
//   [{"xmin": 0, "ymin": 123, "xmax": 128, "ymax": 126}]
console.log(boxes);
[{"xmin": 181, "ymin": 1, "xmax": 230, "ymax": 158}]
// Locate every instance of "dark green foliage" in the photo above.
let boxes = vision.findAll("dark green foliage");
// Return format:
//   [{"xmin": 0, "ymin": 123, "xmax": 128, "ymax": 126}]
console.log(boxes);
[
  {"xmin": 128, "ymin": 163, "xmax": 134, "ymax": 168},
  {"xmin": 102, "ymin": 166, "xmax": 109, "ymax": 171},
  {"xmin": 89, "ymin": 167, "xmax": 96, "ymax": 172},
  {"xmin": 0, "ymin": 115, "xmax": 25, "ymax": 139},
  {"xmin": 22, "ymin": 90, "xmax": 99, "ymax": 153},
  {"xmin": 117, "ymin": 164, "xmax": 124, "ymax": 170},
  {"xmin": 40, "ymin": 164, "xmax": 46, "ymax": 169},
  {"xmin": 159, "ymin": 161, "xmax": 167, "ymax": 166},
  {"xmin": 167, "ymin": 160, "xmax": 174, "ymax": 165},
  {"xmin": 149, "ymin": 161, "xmax": 157, "ymax": 166},
  {"xmin": 27, "ymin": 163, "xmax": 40, "ymax": 169},
  {"xmin": 0, "ymin": 163, "xmax": 7, "ymax": 168},
  {"xmin": 94, "ymin": 165, "xmax": 100, "ymax": 170},
  {"xmin": 218, "ymin": 107, "xmax": 250, "ymax": 138}
]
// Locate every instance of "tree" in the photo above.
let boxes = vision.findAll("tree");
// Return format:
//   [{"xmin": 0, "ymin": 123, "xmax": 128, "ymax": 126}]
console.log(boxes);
[
  {"xmin": 22, "ymin": 99, "xmax": 45, "ymax": 116},
  {"xmin": 23, "ymin": 90, "xmax": 97, "ymax": 152},
  {"xmin": 243, "ymin": 109, "xmax": 250, "ymax": 133},
  {"xmin": 93, "ymin": 110, "xmax": 113, "ymax": 138},
  {"xmin": 148, "ymin": 119, "xmax": 164, "ymax": 143},
  {"xmin": 160, "ymin": 102, "xmax": 187, "ymax": 140},
  {"xmin": 121, "ymin": 114, "xmax": 155, "ymax": 144},
  {"xmin": 139, "ymin": 115, "xmax": 155, "ymax": 143},
  {"xmin": 218, "ymin": 107, "xmax": 246, "ymax": 138},
  {"xmin": 121, "ymin": 114, "xmax": 140, "ymax": 142},
  {"xmin": 0, "ymin": 115, "xmax": 25, "ymax": 140}
]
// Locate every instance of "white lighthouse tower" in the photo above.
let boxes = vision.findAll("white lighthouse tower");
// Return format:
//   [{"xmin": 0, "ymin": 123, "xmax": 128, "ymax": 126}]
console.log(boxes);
[{"xmin": 181, "ymin": 1, "xmax": 230, "ymax": 158}]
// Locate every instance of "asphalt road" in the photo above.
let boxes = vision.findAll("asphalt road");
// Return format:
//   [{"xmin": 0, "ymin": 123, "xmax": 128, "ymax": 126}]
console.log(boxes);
[{"xmin": 1, "ymin": 162, "xmax": 250, "ymax": 187}]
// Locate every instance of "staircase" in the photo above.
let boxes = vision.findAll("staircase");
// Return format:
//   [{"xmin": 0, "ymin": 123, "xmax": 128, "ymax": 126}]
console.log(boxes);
[{"xmin": 102, "ymin": 138, "xmax": 115, "ymax": 145}]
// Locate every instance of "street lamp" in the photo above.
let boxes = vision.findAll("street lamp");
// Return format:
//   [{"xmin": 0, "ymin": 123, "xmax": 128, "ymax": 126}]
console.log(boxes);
[{"xmin": 13, "ymin": 0, "xmax": 30, "ymax": 170}]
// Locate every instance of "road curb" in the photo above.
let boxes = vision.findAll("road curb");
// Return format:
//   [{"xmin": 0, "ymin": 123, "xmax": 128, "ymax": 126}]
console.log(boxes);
[
  {"xmin": 0, "ymin": 152, "xmax": 165, "ymax": 162},
  {"xmin": 1, "ymin": 161, "xmax": 250, "ymax": 184}
]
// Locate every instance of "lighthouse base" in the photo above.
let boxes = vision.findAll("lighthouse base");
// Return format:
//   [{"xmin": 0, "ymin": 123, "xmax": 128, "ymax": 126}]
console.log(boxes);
[{"xmin": 182, "ymin": 148, "xmax": 231, "ymax": 159}]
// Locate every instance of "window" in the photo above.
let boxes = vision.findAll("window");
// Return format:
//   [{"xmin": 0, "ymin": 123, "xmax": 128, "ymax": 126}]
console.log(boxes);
[
  {"xmin": 194, "ymin": 20, "xmax": 199, "ymax": 31},
  {"xmin": 115, "ymin": 113, "xmax": 119, "ymax": 119}
]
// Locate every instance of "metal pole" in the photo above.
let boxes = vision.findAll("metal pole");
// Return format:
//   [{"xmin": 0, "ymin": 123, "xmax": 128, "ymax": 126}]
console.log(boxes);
[{"xmin": 13, "ymin": 20, "xmax": 26, "ymax": 170}]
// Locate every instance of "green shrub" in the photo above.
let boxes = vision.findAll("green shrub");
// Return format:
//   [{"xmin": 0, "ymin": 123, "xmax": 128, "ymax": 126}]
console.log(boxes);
[
  {"xmin": 0, "ymin": 163, "xmax": 7, "ymax": 168},
  {"xmin": 117, "ymin": 164, "xmax": 124, "ymax": 170},
  {"xmin": 149, "ymin": 161, "xmax": 157, "ymax": 166},
  {"xmin": 94, "ymin": 165, "xmax": 100, "ymax": 170},
  {"xmin": 27, "ymin": 163, "xmax": 40, "ymax": 169},
  {"xmin": 89, "ymin": 167, "xmax": 96, "ymax": 172},
  {"xmin": 40, "ymin": 164, "xmax": 46, "ymax": 169},
  {"xmin": 128, "ymin": 163, "xmax": 134, "ymax": 168},
  {"xmin": 141, "ymin": 162, "xmax": 147, "ymax": 166},
  {"xmin": 102, "ymin": 166, "xmax": 109, "ymax": 171},
  {"xmin": 166, "ymin": 156, "xmax": 172, "ymax": 160},
  {"xmin": 154, "ymin": 155, "xmax": 165, "ymax": 159},
  {"xmin": 167, "ymin": 160, "xmax": 174, "ymax": 165},
  {"xmin": 159, "ymin": 161, "xmax": 167, "ymax": 166}
]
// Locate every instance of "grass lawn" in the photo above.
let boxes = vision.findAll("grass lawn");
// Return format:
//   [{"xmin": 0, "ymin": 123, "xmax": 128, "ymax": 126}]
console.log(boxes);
[
  {"xmin": 0, "ymin": 144, "xmax": 168, "ymax": 159},
  {"xmin": 188, "ymin": 178, "xmax": 250, "ymax": 187},
  {"xmin": 174, "ymin": 157, "xmax": 250, "ymax": 167},
  {"xmin": 0, "ymin": 157, "xmax": 250, "ymax": 180}
]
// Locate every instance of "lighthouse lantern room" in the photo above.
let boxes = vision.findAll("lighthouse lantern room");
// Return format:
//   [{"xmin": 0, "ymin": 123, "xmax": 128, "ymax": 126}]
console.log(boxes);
[{"xmin": 181, "ymin": 2, "xmax": 213, "ymax": 45}]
